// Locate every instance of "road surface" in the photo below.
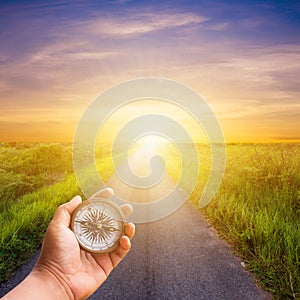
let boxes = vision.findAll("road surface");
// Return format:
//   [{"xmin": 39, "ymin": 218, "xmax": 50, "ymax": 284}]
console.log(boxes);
[{"xmin": 90, "ymin": 201, "xmax": 270, "ymax": 299}]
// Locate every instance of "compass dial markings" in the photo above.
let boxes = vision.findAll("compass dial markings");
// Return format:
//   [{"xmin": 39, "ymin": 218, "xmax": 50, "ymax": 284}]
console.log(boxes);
[{"xmin": 71, "ymin": 199, "xmax": 125, "ymax": 253}]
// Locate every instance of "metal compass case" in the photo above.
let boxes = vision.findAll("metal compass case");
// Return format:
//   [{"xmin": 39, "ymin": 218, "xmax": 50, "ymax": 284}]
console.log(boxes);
[{"xmin": 71, "ymin": 196, "xmax": 125, "ymax": 253}]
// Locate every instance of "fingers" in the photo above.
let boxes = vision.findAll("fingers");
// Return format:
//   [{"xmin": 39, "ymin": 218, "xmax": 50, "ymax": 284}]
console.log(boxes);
[
  {"xmin": 120, "ymin": 203, "xmax": 133, "ymax": 218},
  {"xmin": 124, "ymin": 222, "xmax": 135, "ymax": 239},
  {"xmin": 52, "ymin": 195, "xmax": 82, "ymax": 227},
  {"xmin": 91, "ymin": 187, "xmax": 114, "ymax": 200},
  {"xmin": 119, "ymin": 236, "xmax": 131, "ymax": 251},
  {"xmin": 109, "ymin": 223, "xmax": 135, "ymax": 266},
  {"xmin": 115, "ymin": 223, "xmax": 135, "ymax": 256}
]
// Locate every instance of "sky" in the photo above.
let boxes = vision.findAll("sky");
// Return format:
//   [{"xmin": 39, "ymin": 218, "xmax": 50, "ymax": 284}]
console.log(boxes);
[{"xmin": 0, "ymin": 0, "xmax": 299, "ymax": 143}]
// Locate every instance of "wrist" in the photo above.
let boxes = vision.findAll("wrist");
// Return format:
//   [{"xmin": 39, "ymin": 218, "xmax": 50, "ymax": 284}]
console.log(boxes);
[
  {"xmin": 30, "ymin": 263, "xmax": 75, "ymax": 300},
  {"xmin": 3, "ymin": 264, "xmax": 74, "ymax": 300}
]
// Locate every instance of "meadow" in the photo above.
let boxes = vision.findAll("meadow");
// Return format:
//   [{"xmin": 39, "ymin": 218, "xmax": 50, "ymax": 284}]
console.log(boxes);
[
  {"xmin": 188, "ymin": 143, "xmax": 299, "ymax": 300},
  {"xmin": 0, "ymin": 143, "xmax": 114, "ymax": 283},
  {"xmin": 0, "ymin": 142, "xmax": 299, "ymax": 299}
]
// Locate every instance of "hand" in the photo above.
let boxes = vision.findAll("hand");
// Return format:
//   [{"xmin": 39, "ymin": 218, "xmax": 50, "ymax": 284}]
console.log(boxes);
[{"xmin": 31, "ymin": 188, "xmax": 134, "ymax": 300}]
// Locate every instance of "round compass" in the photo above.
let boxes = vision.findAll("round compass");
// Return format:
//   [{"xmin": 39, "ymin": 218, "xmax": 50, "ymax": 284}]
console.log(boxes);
[{"xmin": 71, "ymin": 198, "xmax": 125, "ymax": 253}]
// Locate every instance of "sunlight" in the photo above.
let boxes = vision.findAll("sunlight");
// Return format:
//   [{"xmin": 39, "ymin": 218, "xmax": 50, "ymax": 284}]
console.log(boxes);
[{"xmin": 137, "ymin": 135, "xmax": 167, "ymax": 152}]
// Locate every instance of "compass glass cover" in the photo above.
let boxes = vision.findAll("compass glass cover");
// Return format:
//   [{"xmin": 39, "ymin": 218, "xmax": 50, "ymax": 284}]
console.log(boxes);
[{"xmin": 71, "ymin": 199, "xmax": 125, "ymax": 253}]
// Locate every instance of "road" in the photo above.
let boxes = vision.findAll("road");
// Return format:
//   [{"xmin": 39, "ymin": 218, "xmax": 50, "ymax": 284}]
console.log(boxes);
[
  {"xmin": 90, "ymin": 201, "xmax": 269, "ymax": 299},
  {"xmin": 0, "ymin": 148, "xmax": 270, "ymax": 299}
]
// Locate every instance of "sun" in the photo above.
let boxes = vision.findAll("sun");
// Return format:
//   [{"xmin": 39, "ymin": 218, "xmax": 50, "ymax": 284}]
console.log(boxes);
[
  {"xmin": 142, "ymin": 135, "xmax": 167, "ymax": 149},
  {"xmin": 134, "ymin": 134, "xmax": 168, "ymax": 152}
]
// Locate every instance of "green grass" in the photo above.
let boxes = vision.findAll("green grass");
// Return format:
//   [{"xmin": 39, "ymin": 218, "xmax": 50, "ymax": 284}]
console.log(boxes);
[
  {"xmin": 0, "ymin": 174, "xmax": 80, "ymax": 282},
  {"xmin": 0, "ymin": 143, "xmax": 115, "ymax": 283},
  {"xmin": 186, "ymin": 143, "xmax": 299, "ymax": 300},
  {"xmin": 0, "ymin": 143, "xmax": 74, "ymax": 212}
]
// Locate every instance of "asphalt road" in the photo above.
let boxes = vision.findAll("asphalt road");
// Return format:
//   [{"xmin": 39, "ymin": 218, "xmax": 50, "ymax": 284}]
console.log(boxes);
[{"xmin": 90, "ymin": 202, "xmax": 270, "ymax": 300}]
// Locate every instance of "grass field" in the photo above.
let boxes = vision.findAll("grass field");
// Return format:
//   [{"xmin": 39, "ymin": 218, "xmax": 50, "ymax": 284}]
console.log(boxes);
[
  {"xmin": 0, "ymin": 142, "xmax": 299, "ymax": 299},
  {"xmin": 0, "ymin": 143, "xmax": 115, "ymax": 283},
  {"xmin": 187, "ymin": 143, "xmax": 299, "ymax": 300},
  {"xmin": 0, "ymin": 143, "xmax": 73, "ymax": 212}
]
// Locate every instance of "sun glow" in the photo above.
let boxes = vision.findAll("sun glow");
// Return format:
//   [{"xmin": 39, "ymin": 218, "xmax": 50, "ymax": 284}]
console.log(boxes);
[
  {"xmin": 127, "ymin": 133, "xmax": 182, "ymax": 183},
  {"xmin": 135, "ymin": 135, "xmax": 168, "ymax": 152}
]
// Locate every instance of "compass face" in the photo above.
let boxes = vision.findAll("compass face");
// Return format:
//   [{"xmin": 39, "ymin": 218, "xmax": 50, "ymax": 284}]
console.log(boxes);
[{"xmin": 71, "ymin": 199, "xmax": 125, "ymax": 253}]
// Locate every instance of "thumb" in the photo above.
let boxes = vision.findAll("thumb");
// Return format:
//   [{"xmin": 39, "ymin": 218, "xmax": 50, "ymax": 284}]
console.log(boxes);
[{"xmin": 52, "ymin": 195, "xmax": 82, "ymax": 227}]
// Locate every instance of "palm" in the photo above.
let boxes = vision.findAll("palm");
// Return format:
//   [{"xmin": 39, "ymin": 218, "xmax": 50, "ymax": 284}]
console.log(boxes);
[{"xmin": 58, "ymin": 224, "xmax": 129, "ymax": 299}]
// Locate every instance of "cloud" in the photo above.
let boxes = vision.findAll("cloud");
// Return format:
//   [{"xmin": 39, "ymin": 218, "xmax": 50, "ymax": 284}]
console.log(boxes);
[
  {"xmin": 0, "ymin": 1, "xmax": 299, "ymax": 142},
  {"xmin": 31, "ymin": 49, "xmax": 118, "ymax": 63},
  {"xmin": 0, "ymin": 10, "xmax": 210, "ymax": 94},
  {"xmin": 81, "ymin": 12, "xmax": 208, "ymax": 37},
  {"xmin": 189, "ymin": 43, "xmax": 300, "ymax": 98}
]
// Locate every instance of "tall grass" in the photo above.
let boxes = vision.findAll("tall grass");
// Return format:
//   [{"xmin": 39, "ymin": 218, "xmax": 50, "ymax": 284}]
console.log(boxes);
[
  {"xmin": 0, "ymin": 174, "xmax": 80, "ymax": 282},
  {"xmin": 187, "ymin": 143, "xmax": 299, "ymax": 300},
  {"xmin": 0, "ymin": 143, "xmax": 73, "ymax": 212},
  {"xmin": 0, "ymin": 144, "xmax": 115, "ymax": 283}
]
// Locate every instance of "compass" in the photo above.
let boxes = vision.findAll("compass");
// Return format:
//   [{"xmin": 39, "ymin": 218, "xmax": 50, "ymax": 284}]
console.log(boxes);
[{"xmin": 71, "ymin": 198, "xmax": 125, "ymax": 253}]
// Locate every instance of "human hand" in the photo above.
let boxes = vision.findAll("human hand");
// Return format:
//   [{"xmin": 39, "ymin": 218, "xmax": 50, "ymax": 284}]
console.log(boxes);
[{"xmin": 32, "ymin": 188, "xmax": 135, "ymax": 300}]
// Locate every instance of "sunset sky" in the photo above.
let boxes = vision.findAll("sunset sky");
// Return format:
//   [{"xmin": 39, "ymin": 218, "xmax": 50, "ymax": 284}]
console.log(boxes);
[{"xmin": 0, "ymin": 0, "xmax": 299, "ymax": 143}]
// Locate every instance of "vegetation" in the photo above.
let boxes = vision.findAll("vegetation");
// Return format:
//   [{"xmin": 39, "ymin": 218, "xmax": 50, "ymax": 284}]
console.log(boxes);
[
  {"xmin": 0, "ymin": 143, "xmax": 114, "ymax": 283},
  {"xmin": 0, "ymin": 143, "xmax": 73, "ymax": 212},
  {"xmin": 187, "ymin": 143, "xmax": 299, "ymax": 300},
  {"xmin": 0, "ymin": 174, "xmax": 80, "ymax": 283},
  {"xmin": 0, "ymin": 142, "xmax": 299, "ymax": 300}
]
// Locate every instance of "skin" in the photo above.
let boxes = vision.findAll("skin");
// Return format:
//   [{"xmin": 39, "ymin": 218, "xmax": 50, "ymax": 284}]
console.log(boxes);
[{"xmin": 2, "ymin": 188, "xmax": 135, "ymax": 300}]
